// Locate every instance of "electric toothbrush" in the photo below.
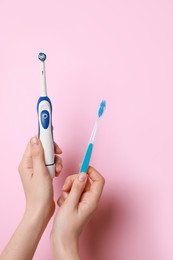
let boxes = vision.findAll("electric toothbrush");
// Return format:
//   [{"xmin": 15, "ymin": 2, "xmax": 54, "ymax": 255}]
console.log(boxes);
[
  {"xmin": 80, "ymin": 100, "xmax": 106, "ymax": 173},
  {"xmin": 37, "ymin": 52, "xmax": 55, "ymax": 178}
]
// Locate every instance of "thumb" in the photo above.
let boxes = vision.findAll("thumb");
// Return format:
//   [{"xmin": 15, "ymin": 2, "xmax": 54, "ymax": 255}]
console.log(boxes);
[
  {"xmin": 30, "ymin": 137, "xmax": 47, "ymax": 175},
  {"xmin": 67, "ymin": 173, "xmax": 88, "ymax": 208}
]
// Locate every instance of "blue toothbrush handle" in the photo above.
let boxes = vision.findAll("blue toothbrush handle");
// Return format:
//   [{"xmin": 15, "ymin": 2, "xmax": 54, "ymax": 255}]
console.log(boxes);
[{"xmin": 80, "ymin": 143, "xmax": 93, "ymax": 173}]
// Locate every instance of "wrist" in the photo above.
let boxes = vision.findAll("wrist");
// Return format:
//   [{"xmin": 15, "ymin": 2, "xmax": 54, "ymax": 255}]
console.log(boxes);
[
  {"xmin": 50, "ymin": 231, "xmax": 80, "ymax": 260},
  {"xmin": 0, "ymin": 209, "xmax": 52, "ymax": 260},
  {"xmin": 25, "ymin": 201, "xmax": 55, "ymax": 226},
  {"xmin": 23, "ymin": 208, "xmax": 51, "ymax": 233}
]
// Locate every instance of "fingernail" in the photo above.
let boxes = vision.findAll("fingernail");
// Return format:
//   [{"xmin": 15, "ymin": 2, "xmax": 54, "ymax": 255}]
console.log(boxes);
[
  {"xmin": 31, "ymin": 137, "xmax": 39, "ymax": 146},
  {"xmin": 78, "ymin": 173, "xmax": 87, "ymax": 182},
  {"xmin": 57, "ymin": 164, "xmax": 62, "ymax": 173}
]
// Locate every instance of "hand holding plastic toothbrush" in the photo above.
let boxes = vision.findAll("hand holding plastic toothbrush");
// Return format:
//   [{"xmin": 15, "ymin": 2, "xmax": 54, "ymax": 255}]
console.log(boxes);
[{"xmin": 51, "ymin": 100, "xmax": 106, "ymax": 259}]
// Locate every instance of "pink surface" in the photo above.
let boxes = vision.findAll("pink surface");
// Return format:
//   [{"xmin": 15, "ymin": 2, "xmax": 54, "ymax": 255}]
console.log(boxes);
[{"xmin": 0, "ymin": 1, "xmax": 173, "ymax": 259}]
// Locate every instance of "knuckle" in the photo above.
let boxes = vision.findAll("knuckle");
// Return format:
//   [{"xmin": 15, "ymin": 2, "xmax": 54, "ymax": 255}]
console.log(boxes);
[
  {"xmin": 18, "ymin": 163, "xmax": 23, "ymax": 174},
  {"xmin": 65, "ymin": 175, "xmax": 71, "ymax": 182},
  {"xmin": 62, "ymin": 191, "xmax": 68, "ymax": 199},
  {"xmin": 101, "ymin": 176, "xmax": 105, "ymax": 185},
  {"xmin": 99, "ymin": 175, "xmax": 105, "ymax": 185},
  {"xmin": 65, "ymin": 174, "xmax": 76, "ymax": 183},
  {"xmin": 57, "ymin": 199, "xmax": 61, "ymax": 207}
]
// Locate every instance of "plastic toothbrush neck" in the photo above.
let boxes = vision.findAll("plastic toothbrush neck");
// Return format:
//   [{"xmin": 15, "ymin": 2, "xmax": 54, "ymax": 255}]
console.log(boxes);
[{"xmin": 89, "ymin": 118, "xmax": 99, "ymax": 144}]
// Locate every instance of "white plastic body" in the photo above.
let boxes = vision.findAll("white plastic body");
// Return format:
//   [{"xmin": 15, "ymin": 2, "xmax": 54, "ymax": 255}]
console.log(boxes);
[
  {"xmin": 89, "ymin": 118, "xmax": 99, "ymax": 143},
  {"xmin": 40, "ymin": 61, "xmax": 47, "ymax": 96},
  {"xmin": 38, "ymin": 99, "xmax": 55, "ymax": 178}
]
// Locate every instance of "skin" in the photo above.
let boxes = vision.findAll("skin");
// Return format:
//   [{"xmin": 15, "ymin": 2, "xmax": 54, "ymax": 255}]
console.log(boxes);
[
  {"xmin": 50, "ymin": 167, "xmax": 105, "ymax": 260},
  {"xmin": 0, "ymin": 137, "xmax": 105, "ymax": 260},
  {"xmin": 0, "ymin": 136, "xmax": 62, "ymax": 260}
]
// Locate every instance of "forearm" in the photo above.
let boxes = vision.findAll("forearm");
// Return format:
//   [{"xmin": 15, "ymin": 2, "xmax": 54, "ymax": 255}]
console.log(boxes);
[
  {"xmin": 51, "ymin": 232, "xmax": 80, "ymax": 260},
  {"xmin": 0, "ymin": 209, "xmax": 49, "ymax": 260}
]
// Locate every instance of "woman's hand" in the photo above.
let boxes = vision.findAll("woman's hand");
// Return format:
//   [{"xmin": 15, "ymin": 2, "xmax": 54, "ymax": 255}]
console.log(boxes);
[
  {"xmin": 18, "ymin": 136, "xmax": 62, "ymax": 222},
  {"xmin": 0, "ymin": 136, "xmax": 63, "ymax": 260},
  {"xmin": 50, "ymin": 167, "xmax": 105, "ymax": 260}
]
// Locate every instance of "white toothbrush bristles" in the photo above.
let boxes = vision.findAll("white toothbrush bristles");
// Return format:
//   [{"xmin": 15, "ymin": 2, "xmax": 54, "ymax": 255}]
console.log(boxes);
[
  {"xmin": 89, "ymin": 100, "xmax": 106, "ymax": 144},
  {"xmin": 38, "ymin": 52, "xmax": 47, "ymax": 97}
]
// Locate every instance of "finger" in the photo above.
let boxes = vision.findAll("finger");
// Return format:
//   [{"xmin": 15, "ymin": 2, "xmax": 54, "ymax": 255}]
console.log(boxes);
[
  {"xmin": 55, "ymin": 156, "xmax": 63, "ymax": 177},
  {"xmin": 18, "ymin": 141, "xmax": 32, "ymax": 175},
  {"xmin": 57, "ymin": 196, "xmax": 63, "ymax": 207},
  {"xmin": 67, "ymin": 173, "xmax": 88, "ymax": 208},
  {"xmin": 20, "ymin": 139, "xmax": 32, "ymax": 163},
  {"xmin": 84, "ymin": 177, "xmax": 92, "ymax": 192},
  {"xmin": 62, "ymin": 174, "xmax": 91, "ymax": 192},
  {"xmin": 61, "ymin": 174, "xmax": 77, "ymax": 191},
  {"xmin": 18, "ymin": 134, "xmax": 40, "ymax": 174},
  {"xmin": 30, "ymin": 137, "xmax": 48, "ymax": 175},
  {"xmin": 57, "ymin": 196, "xmax": 64, "ymax": 207},
  {"xmin": 87, "ymin": 166, "xmax": 105, "ymax": 203},
  {"xmin": 54, "ymin": 142, "xmax": 62, "ymax": 154},
  {"xmin": 57, "ymin": 191, "xmax": 69, "ymax": 207}
]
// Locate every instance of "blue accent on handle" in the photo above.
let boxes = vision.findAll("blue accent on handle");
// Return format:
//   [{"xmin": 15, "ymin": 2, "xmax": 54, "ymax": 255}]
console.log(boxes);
[
  {"xmin": 80, "ymin": 143, "xmax": 93, "ymax": 173},
  {"xmin": 41, "ymin": 110, "xmax": 49, "ymax": 129},
  {"xmin": 37, "ymin": 96, "xmax": 52, "ymax": 112},
  {"xmin": 37, "ymin": 96, "xmax": 53, "ymax": 138}
]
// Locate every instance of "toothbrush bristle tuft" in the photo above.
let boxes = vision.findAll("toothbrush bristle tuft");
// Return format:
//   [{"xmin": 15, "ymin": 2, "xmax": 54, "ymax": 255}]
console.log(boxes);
[
  {"xmin": 38, "ymin": 52, "xmax": 47, "ymax": 61},
  {"xmin": 98, "ymin": 100, "xmax": 106, "ymax": 117}
]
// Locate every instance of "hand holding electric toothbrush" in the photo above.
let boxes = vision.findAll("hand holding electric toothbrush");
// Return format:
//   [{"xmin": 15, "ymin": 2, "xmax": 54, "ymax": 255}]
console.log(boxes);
[{"xmin": 37, "ymin": 52, "xmax": 55, "ymax": 178}]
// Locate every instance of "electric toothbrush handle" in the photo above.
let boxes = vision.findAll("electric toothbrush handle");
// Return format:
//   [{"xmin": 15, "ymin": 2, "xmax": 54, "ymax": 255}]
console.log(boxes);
[
  {"xmin": 40, "ymin": 131, "xmax": 55, "ymax": 178},
  {"xmin": 80, "ymin": 143, "xmax": 93, "ymax": 173},
  {"xmin": 37, "ymin": 97, "xmax": 55, "ymax": 178}
]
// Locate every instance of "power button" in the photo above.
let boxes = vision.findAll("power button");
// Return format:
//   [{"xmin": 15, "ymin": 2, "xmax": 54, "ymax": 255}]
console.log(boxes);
[{"xmin": 41, "ymin": 110, "xmax": 50, "ymax": 129}]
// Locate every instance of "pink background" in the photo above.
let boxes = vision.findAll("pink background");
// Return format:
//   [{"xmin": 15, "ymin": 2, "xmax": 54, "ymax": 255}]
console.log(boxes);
[{"xmin": 0, "ymin": 1, "xmax": 173, "ymax": 259}]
